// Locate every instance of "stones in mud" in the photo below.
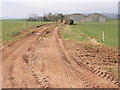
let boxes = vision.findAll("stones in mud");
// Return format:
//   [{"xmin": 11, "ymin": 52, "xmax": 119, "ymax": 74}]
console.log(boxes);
[
  {"xmin": 95, "ymin": 70, "xmax": 100, "ymax": 74},
  {"xmin": 46, "ymin": 30, "xmax": 51, "ymax": 34},
  {"xmin": 86, "ymin": 62, "xmax": 89, "ymax": 65},
  {"xmin": 101, "ymin": 73, "xmax": 107, "ymax": 78},
  {"xmin": 85, "ymin": 84, "xmax": 89, "ymax": 87},
  {"xmin": 105, "ymin": 75, "xmax": 111, "ymax": 80},
  {"xmin": 42, "ymin": 85, "xmax": 49, "ymax": 88},
  {"xmin": 22, "ymin": 53, "xmax": 29, "ymax": 63},
  {"xmin": 92, "ymin": 69, "xmax": 97, "ymax": 73},
  {"xmin": 1, "ymin": 46, "xmax": 4, "ymax": 51},
  {"xmin": 109, "ymin": 77, "xmax": 115, "ymax": 82},
  {"xmin": 80, "ymin": 54, "xmax": 84, "ymax": 57},
  {"xmin": 76, "ymin": 48, "xmax": 80, "ymax": 51},
  {"xmin": 98, "ymin": 72, "xmax": 104, "ymax": 76},
  {"xmin": 32, "ymin": 31, "xmax": 35, "ymax": 34},
  {"xmin": 8, "ymin": 43, "xmax": 12, "ymax": 47},
  {"xmin": 113, "ymin": 81, "xmax": 119, "ymax": 86},
  {"xmin": 89, "ymin": 67, "xmax": 94, "ymax": 71},
  {"xmin": 31, "ymin": 67, "xmax": 50, "ymax": 88}
]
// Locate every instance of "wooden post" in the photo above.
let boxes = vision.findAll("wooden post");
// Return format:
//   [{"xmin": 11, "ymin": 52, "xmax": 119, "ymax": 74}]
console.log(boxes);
[{"xmin": 102, "ymin": 31, "xmax": 104, "ymax": 42}]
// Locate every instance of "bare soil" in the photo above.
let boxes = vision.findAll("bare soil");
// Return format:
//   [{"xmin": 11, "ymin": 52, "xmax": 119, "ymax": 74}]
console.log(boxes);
[{"xmin": 2, "ymin": 24, "xmax": 118, "ymax": 88}]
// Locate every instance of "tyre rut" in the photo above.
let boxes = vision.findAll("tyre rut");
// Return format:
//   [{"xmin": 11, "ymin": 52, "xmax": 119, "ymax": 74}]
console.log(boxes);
[
  {"xmin": 22, "ymin": 24, "xmax": 58, "ymax": 88},
  {"xmin": 2, "ymin": 24, "xmax": 53, "ymax": 88}
]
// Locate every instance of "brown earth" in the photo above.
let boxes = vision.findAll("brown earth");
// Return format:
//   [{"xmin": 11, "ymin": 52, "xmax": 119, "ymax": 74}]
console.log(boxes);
[{"xmin": 2, "ymin": 24, "xmax": 118, "ymax": 88}]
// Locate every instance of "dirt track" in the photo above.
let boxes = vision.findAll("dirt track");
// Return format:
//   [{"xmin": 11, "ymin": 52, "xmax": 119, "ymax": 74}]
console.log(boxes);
[{"xmin": 2, "ymin": 24, "xmax": 118, "ymax": 88}]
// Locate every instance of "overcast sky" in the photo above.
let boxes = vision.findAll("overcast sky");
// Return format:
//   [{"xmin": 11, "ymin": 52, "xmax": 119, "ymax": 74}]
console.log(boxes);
[{"xmin": 0, "ymin": 0, "xmax": 119, "ymax": 18}]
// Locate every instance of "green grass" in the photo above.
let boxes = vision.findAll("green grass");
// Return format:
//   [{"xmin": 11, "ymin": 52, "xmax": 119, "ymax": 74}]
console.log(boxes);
[
  {"xmin": 2, "ymin": 19, "xmax": 52, "ymax": 43},
  {"xmin": 61, "ymin": 20, "xmax": 118, "ymax": 48},
  {"xmin": 105, "ymin": 68, "xmax": 113, "ymax": 71},
  {"xmin": 60, "ymin": 24, "xmax": 89, "ymax": 42}
]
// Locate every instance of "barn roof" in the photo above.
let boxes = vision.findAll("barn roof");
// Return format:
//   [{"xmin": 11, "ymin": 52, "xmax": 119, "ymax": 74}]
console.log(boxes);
[
  {"xmin": 70, "ymin": 13, "xmax": 85, "ymax": 16},
  {"xmin": 87, "ymin": 13, "xmax": 107, "ymax": 17}
]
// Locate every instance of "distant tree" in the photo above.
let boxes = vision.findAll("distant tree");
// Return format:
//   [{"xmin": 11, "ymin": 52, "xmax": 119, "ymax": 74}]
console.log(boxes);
[
  {"xmin": 57, "ymin": 13, "xmax": 64, "ymax": 21},
  {"xmin": 27, "ymin": 13, "xmax": 38, "ymax": 21},
  {"xmin": 47, "ymin": 12, "xmax": 53, "ymax": 21},
  {"xmin": 46, "ymin": 13, "xmax": 64, "ymax": 22},
  {"xmin": 27, "ymin": 12, "xmax": 65, "ymax": 22},
  {"xmin": 43, "ymin": 16, "xmax": 48, "ymax": 22},
  {"xmin": 27, "ymin": 17, "xmax": 36, "ymax": 21}
]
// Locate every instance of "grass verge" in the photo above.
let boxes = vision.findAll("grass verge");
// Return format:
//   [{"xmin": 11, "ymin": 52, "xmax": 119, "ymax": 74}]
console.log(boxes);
[
  {"xmin": 60, "ymin": 19, "xmax": 118, "ymax": 49},
  {"xmin": 70, "ymin": 19, "xmax": 118, "ymax": 48}
]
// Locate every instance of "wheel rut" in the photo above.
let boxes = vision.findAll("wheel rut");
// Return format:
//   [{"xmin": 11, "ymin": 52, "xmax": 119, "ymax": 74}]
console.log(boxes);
[{"xmin": 2, "ymin": 24, "xmax": 53, "ymax": 88}]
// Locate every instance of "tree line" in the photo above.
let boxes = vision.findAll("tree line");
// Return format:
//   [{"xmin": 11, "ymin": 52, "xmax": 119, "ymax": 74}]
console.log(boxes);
[{"xmin": 27, "ymin": 13, "xmax": 66, "ymax": 22}]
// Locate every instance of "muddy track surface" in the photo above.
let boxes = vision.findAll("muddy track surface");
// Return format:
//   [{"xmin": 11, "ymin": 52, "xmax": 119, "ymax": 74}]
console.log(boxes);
[{"xmin": 2, "ymin": 24, "xmax": 118, "ymax": 88}]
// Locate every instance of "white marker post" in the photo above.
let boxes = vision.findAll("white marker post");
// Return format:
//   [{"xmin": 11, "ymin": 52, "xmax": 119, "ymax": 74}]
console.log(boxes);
[{"xmin": 102, "ymin": 31, "xmax": 104, "ymax": 42}]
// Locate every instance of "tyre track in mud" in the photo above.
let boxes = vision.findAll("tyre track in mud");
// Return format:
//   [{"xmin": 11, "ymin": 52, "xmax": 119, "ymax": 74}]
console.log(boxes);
[
  {"xmin": 8, "ymin": 59, "xmax": 15, "ymax": 87},
  {"xmin": 25, "ymin": 24, "xmax": 92, "ymax": 88},
  {"xmin": 56, "ymin": 28, "xmax": 94, "ymax": 88},
  {"xmin": 23, "ymin": 24, "xmax": 59, "ymax": 88},
  {"xmin": 2, "ymin": 24, "xmax": 53, "ymax": 88},
  {"xmin": 51, "ymin": 25, "xmax": 84, "ymax": 88},
  {"xmin": 66, "ymin": 43, "xmax": 118, "ymax": 87},
  {"xmin": 59, "ymin": 25, "xmax": 118, "ymax": 88},
  {"xmin": 55, "ymin": 29, "xmax": 84, "ymax": 88},
  {"xmin": 2, "ymin": 23, "xmax": 118, "ymax": 88},
  {"xmin": 56, "ymin": 26, "xmax": 118, "ymax": 88},
  {"xmin": 74, "ymin": 59, "xmax": 118, "ymax": 85},
  {"xmin": 22, "ymin": 24, "xmax": 83, "ymax": 88},
  {"xmin": 2, "ymin": 24, "xmax": 51, "ymax": 62}
]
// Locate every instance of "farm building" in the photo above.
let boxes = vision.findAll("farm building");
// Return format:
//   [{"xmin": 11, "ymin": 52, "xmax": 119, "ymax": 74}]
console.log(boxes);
[
  {"xmin": 86, "ymin": 13, "xmax": 107, "ymax": 22},
  {"xmin": 66, "ymin": 13, "xmax": 107, "ymax": 22},
  {"xmin": 67, "ymin": 13, "xmax": 86, "ymax": 22}
]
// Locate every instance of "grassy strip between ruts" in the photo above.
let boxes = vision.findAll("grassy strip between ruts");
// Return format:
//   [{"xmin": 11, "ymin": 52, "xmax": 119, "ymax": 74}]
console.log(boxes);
[{"xmin": 60, "ymin": 24, "xmax": 89, "ymax": 42}]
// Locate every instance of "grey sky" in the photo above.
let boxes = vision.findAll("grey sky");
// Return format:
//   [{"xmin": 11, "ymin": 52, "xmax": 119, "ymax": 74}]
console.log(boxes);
[{"xmin": 1, "ymin": 2, "xmax": 118, "ymax": 18}]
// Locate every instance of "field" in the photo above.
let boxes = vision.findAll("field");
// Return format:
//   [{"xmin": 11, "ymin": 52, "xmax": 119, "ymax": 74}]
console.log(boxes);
[
  {"xmin": 2, "ymin": 19, "xmax": 52, "ymax": 43},
  {"xmin": 60, "ymin": 19, "xmax": 118, "ymax": 48}
]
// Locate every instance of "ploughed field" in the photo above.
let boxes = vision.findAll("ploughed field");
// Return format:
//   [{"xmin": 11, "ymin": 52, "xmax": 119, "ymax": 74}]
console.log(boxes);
[{"xmin": 2, "ymin": 20, "xmax": 118, "ymax": 88}]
